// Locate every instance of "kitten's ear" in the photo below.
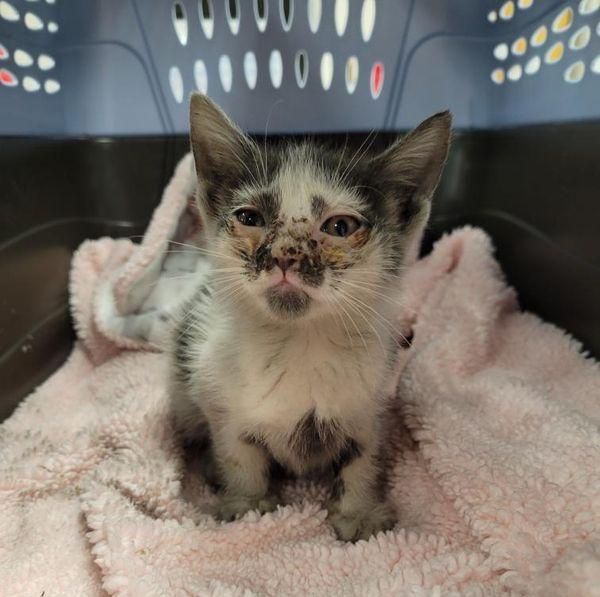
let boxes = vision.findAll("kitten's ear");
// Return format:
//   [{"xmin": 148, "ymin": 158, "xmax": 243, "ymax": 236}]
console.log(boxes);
[
  {"xmin": 189, "ymin": 93, "xmax": 252, "ymax": 187},
  {"xmin": 375, "ymin": 111, "xmax": 452, "ymax": 220}
]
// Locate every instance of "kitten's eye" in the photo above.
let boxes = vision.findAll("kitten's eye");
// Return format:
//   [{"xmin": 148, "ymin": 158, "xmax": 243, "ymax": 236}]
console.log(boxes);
[
  {"xmin": 321, "ymin": 215, "xmax": 361, "ymax": 238},
  {"xmin": 234, "ymin": 208, "xmax": 265, "ymax": 227}
]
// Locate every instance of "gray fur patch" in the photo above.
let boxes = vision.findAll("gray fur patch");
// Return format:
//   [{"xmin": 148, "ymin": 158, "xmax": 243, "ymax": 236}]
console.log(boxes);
[
  {"xmin": 288, "ymin": 410, "xmax": 359, "ymax": 464},
  {"xmin": 265, "ymin": 286, "xmax": 311, "ymax": 318},
  {"xmin": 173, "ymin": 285, "xmax": 211, "ymax": 381},
  {"xmin": 311, "ymin": 195, "xmax": 326, "ymax": 218},
  {"xmin": 330, "ymin": 438, "xmax": 363, "ymax": 500}
]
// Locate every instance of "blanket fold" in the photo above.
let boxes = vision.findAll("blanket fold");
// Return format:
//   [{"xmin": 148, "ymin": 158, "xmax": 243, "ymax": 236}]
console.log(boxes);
[{"xmin": 1, "ymin": 153, "xmax": 599, "ymax": 596}]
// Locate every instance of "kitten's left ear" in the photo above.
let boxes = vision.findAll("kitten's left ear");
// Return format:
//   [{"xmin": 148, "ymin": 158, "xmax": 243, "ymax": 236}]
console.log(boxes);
[{"xmin": 374, "ymin": 111, "xmax": 452, "ymax": 218}]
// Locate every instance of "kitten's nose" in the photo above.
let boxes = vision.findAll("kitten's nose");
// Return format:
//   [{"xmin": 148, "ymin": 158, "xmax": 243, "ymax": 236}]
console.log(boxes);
[{"xmin": 274, "ymin": 256, "xmax": 297, "ymax": 274}]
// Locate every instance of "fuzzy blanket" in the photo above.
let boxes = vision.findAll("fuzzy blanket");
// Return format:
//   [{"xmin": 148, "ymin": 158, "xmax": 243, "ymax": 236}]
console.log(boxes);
[{"xmin": 1, "ymin": 154, "xmax": 599, "ymax": 596}]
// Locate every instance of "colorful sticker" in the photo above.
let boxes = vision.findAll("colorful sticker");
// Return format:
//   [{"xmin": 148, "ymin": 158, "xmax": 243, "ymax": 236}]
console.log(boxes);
[
  {"xmin": 545, "ymin": 41, "xmax": 565, "ymax": 64},
  {"xmin": 564, "ymin": 60, "xmax": 585, "ymax": 82},
  {"xmin": 0, "ymin": 67, "xmax": 18, "ymax": 86},
  {"xmin": 370, "ymin": 61, "xmax": 384, "ymax": 98},
  {"xmin": 500, "ymin": 1, "xmax": 515, "ymax": 20},
  {"xmin": 512, "ymin": 37, "xmax": 527, "ymax": 55},
  {"xmin": 552, "ymin": 7, "xmax": 573, "ymax": 33},
  {"xmin": 491, "ymin": 67, "xmax": 505, "ymax": 84}
]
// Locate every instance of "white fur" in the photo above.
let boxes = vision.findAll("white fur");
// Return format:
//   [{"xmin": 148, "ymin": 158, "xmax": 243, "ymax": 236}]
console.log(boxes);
[
  {"xmin": 175, "ymin": 95, "xmax": 450, "ymax": 540},
  {"xmin": 170, "ymin": 160, "xmax": 404, "ymax": 540},
  {"xmin": 181, "ymin": 294, "xmax": 390, "ymax": 468}
]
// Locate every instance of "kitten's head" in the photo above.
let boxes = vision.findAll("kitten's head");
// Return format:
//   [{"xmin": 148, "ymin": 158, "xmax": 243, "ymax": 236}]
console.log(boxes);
[{"xmin": 190, "ymin": 94, "xmax": 451, "ymax": 323}]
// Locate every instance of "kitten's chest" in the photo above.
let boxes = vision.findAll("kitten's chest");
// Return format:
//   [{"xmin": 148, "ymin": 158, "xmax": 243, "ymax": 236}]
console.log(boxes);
[{"xmin": 227, "ymin": 329, "xmax": 383, "ymax": 429}]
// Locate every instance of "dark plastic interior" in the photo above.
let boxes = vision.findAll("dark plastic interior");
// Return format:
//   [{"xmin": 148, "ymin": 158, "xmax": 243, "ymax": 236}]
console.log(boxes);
[{"xmin": 1, "ymin": 123, "xmax": 599, "ymax": 421}]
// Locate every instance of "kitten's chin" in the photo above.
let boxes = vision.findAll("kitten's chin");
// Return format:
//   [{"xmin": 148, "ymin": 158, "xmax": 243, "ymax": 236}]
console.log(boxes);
[{"xmin": 264, "ymin": 284, "xmax": 311, "ymax": 320}]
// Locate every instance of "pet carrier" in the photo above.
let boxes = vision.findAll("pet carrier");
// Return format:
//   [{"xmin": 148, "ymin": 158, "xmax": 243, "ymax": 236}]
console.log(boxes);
[{"xmin": 1, "ymin": 0, "xmax": 599, "ymax": 418}]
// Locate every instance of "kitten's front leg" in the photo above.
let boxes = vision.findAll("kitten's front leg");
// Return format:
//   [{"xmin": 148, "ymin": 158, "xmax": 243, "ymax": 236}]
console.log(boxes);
[
  {"xmin": 328, "ymin": 445, "xmax": 396, "ymax": 542},
  {"xmin": 212, "ymin": 425, "xmax": 277, "ymax": 521}
]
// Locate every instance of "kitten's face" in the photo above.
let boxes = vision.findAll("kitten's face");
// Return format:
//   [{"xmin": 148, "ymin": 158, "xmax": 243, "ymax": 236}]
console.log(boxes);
[
  {"xmin": 210, "ymin": 151, "xmax": 389, "ymax": 320},
  {"xmin": 189, "ymin": 95, "xmax": 451, "ymax": 322}
]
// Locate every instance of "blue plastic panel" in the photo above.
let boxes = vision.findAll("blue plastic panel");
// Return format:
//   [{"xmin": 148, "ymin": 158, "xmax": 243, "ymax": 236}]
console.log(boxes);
[{"xmin": 0, "ymin": 0, "xmax": 599, "ymax": 135}]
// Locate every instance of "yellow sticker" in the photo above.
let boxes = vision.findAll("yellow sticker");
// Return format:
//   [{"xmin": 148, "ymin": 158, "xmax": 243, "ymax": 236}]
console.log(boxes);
[
  {"xmin": 531, "ymin": 25, "xmax": 548, "ymax": 47},
  {"xmin": 491, "ymin": 68, "xmax": 506, "ymax": 84},
  {"xmin": 545, "ymin": 41, "xmax": 565, "ymax": 64},
  {"xmin": 552, "ymin": 7, "xmax": 573, "ymax": 33},
  {"xmin": 512, "ymin": 37, "xmax": 528, "ymax": 55},
  {"xmin": 500, "ymin": 1, "xmax": 515, "ymax": 20}
]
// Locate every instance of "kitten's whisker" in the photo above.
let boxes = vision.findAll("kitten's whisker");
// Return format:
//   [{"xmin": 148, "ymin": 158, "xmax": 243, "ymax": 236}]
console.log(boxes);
[
  {"xmin": 132, "ymin": 267, "xmax": 243, "ymax": 293},
  {"xmin": 345, "ymin": 291, "xmax": 405, "ymax": 342},
  {"xmin": 338, "ymin": 278, "xmax": 394, "ymax": 292},
  {"xmin": 338, "ymin": 131, "xmax": 374, "ymax": 184},
  {"xmin": 226, "ymin": 142, "xmax": 261, "ymax": 188},
  {"xmin": 214, "ymin": 284, "xmax": 247, "ymax": 313},
  {"xmin": 336, "ymin": 276, "xmax": 404, "ymax": 299},
  {"xmin": 351, "ymin": 184, "xmax": 388, "ymax": 202},
  {"xmin": 336, "ymin": 286, "xmax": 408, "ymax": 349},
  {"xmin": 211, "ymin": 275, "xmax": 244, "ymax": 284},
  {"xmin": 342, "ymin": 138, "xmax": 379, "ymax": 189},
  {"xmin": 342, "ymin": 298, "xmax": 387, "ymax": 356},
  {"xmin": 335, "ymin": 288, "xmax": 387, "ymax": 356},
  {"xmin": 335, "ymin": 293, "xmax": 371, "ymax": 357},
  {"xmin": 248, "ymin": 137, "xmax": 267, "ymax": 187},
  {"xmin": 176, "ymin": 306, "xmax": 206, "ymax": 343},
  {"xmin": 338, "ymin": 129, "xmax": 377, "ymax": 186},
  {"xmin": 336, "ymin": 279, "xmax": 404, "ymax": 309},
  {"xmin": 211, "ymin": 273, "xmax": 245, "ymax": 287},
  {"xmin": 336, "ymin": 300, "xmax": 354, "ymax": 348},
  {"xmin": 211, "ymin": 269, "xmax": 244, "ymax": 276},
  {"xmin": 211, "ymin": 276, "xmax": 246, "ymax": 288},
  {"xmin": 211, "ymin": 282, "xmax": 244, "ymax": 292},
  {"xmin": 338, "ymin": 280, "xmax": 416, "ymax": 326},
  {"xmin": 213, "ymin": 284, "xmax": 243, "ymax": 302},
  {"xmin": 325, "ymin": 294, "xmax": 355, "ymax": 348},
  {"xmin": 225, "ymin": 283, "xmax": 246, "ymax": 304},
  {"xmin": 161, "ymin": 250, "xmax": 204, "ymax": 254},
  {"xmin": 333, "ymin": 134, "xmax": 349, "ymax": 184},
  {"xmin": 263, "ymin": 99, "xmax": 284, "ymax": 185},
  {"xmin": 242, "ymin": 137, "xmax": 264, "ymax": 189},
  {"xmin": 207, "ymin": 267, "xmax": 245, "ymax": 274},
  {"xmin": 165, "ymin": 240, "xmax": 203, "ymax": 250},
  {"xmin": 131, "ymin": 272, "xmax": 201, "ymax": 292},
  {"xmin": 211, "ymin": 280, "xmax": 245, "ymax": 303},
  {"xmin": 349, "ymin": 268, "xmax": 407, "ymax": 281},
  {"xmin": 166, "ymin": 241, "xmax": 240, "ymax": 263}
]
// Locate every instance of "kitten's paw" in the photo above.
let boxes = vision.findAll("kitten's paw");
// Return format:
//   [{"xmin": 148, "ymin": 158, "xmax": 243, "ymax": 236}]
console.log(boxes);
[
  {"xmin": 217, "ymin": 494, "xmax": 278, "ymax": 522},
  {"xmin": 328, "ymin": 503, "xmax": 396, "ymax": 542}
]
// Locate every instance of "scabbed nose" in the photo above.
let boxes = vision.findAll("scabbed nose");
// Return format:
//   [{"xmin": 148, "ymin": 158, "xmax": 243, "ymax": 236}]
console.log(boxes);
[{"xmin": 273, "ymin": 256, "xmax": 297, "ymax": 273}]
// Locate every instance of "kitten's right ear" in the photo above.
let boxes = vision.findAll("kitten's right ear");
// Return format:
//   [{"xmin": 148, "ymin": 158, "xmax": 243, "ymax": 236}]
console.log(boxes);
[
  {"xmin": 373, "ymin": 111, "xmax": 452, "ymax": 226},
  {"xmin": 189, "ymin": 93, "xmax": 251, "ymax": 189}
]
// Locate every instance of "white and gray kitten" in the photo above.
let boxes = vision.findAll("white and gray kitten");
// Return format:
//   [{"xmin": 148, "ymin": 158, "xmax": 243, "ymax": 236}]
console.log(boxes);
[{"xmin": 170, "ymin": 94, "xmax": 451, "ymax": 541}]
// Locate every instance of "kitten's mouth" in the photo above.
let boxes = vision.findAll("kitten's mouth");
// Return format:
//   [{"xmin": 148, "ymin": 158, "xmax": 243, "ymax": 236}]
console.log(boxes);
[
  {"xmin": 275, "ymin": 278, "xmax": 296, "ymax": 289},
  {"xmin": 265, "ymin": 281, "xmax": 311, "ymax": 318}
]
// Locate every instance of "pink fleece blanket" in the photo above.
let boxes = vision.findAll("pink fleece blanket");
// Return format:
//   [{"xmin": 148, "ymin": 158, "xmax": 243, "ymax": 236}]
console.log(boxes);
[{"xmin": 1, "ymin": 154, "xmax": 599, "ymax": 596}]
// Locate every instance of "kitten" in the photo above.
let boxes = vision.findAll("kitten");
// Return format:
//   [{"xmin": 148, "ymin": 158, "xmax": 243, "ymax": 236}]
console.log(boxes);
[{"xmin": 170, "ymin": 94, "xmax": 451, "ymax": 541}]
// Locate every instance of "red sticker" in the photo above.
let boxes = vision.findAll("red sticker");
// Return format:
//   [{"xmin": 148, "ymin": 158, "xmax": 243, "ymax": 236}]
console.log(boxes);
[
  {"xmin": 0, "ymin": 44, "xmax": 8, "ymax": 60},
  {"xmin": 370, "ymin": 61, "xmax": 384, "ymax": 99},
  {"xmin": 0, "ymin": 68, "xmax": 18, "ymax": 87}
]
